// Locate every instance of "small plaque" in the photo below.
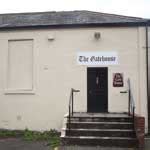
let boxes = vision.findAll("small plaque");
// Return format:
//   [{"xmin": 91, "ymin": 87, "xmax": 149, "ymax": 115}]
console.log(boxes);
[{"xmin": 113, "ymin": 73, "xmax": 124, "ymax": 87}]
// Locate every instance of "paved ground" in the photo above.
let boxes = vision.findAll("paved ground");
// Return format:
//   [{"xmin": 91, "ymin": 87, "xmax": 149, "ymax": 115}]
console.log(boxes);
[
  {"xmin": 144, "ymin": 138, "xmax": 150, "ymax": 150},
  {"xmin": 59, "ymin": 146, "xmax": 135, "ymax": 150},
  {"xmin": 59, "ymin": 137, "xmax": 150, "ymax": 150},
  {"xmin": 0, "ymin": 138, "xmax": 51, "ymax": 150},
  {"xmin": 0, "ymin": 137, "xmax": 150, "ymax": 150}
]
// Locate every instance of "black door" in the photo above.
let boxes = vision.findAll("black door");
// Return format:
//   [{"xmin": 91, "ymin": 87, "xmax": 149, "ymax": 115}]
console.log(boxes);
[{"xmin": 87, "ymin": 67, "xmax": 108, "ymax": 113}]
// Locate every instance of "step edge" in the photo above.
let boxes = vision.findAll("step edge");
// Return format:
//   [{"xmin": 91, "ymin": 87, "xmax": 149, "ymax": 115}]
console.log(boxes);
[
  {"xmin": 62, "ymin": 128, "xmax": 134, "ymax": 132},
  {"xmin": 67, "ymin": 116, "xmax": 132, "ymax": 119},
  {"xmin": 67, "ymin": 122, "xmax": 133, "ymax": 124},
  {"xmin": 61, "ymin": 136, "xmax": 137, "ymax": 140}
]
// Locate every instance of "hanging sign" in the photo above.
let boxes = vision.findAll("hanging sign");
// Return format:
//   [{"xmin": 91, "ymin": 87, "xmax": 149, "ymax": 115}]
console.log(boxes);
[
  {"xmin": 113, "ymin": 73, "xmax": 124, "ymax": 87},
  {"xmin": 77, "ymin": 52, "xmax": 118, "ymax": 65}
]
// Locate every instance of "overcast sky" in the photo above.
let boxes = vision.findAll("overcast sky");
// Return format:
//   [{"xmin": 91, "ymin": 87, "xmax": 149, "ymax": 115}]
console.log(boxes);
[{"xmin": 0, "ymin": 0, "xmax": 150, "ymax": 18}]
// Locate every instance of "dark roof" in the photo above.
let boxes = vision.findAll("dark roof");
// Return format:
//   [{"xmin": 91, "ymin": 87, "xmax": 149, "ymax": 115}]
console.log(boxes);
[{"xmin": 0, "ymin": 10, "xmax": 147, "ymax": 29}]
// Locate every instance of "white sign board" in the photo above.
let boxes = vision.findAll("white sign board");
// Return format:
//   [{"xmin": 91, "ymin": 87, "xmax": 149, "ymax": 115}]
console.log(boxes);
[{"xmin": 77, "ymin": 52, "xmax": 118, "ymax": 65}]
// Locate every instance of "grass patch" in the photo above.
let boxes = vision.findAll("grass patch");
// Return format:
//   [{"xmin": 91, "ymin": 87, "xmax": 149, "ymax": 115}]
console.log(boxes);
[
  {"xmin": 24, "ymin": 129, "xmax": 60, "ymax": 148},
  {"xmin": 0, "ymin": 129, "xmax": 60, "ymax": 148},
  {"xmin": 0, "ymin": 130, "xmax": 17, "ymax": 137}
]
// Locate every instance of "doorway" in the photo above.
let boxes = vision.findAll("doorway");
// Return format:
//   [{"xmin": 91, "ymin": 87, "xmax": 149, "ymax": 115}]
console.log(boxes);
[{"xmin": 87, "ymin": 67, "xmax": 108, "ymax": 112}]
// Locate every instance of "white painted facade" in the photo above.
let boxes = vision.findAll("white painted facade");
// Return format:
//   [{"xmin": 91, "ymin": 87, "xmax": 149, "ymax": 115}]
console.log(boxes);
[{"xmin": 0, "ymin": 27, "xmax": 148, "ymax": 132}]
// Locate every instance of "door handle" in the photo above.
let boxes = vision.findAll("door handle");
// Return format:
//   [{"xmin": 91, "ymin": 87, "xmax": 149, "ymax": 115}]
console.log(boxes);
[
  {"xmin": 120, "ymin": 91, "xmax": 128, "ymax": 94},
  {"xmin": 89, "ymin": 90, "xmax": 92, "ymax": 94},
  {"xmin": 96, "ymin": 76, "xmax": 99, "ymax": 85}
]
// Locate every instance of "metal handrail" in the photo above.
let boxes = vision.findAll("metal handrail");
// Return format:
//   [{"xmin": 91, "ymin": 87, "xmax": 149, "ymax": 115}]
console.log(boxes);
[
  {"xmin": 127, "ymin": 78, "xmax": 135, "ymax": 122},
  {"xmin": 68, "ymin": 88, "xmax": 80, "ymax": 131}
]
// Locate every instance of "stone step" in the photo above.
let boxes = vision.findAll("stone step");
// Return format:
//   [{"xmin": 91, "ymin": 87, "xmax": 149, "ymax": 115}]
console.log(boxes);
[
  {"xmin": 70, "ymin": 112, "xmax": 130, "ymax": 118},
  {"xmin": 61, "ymin": 136, "xmax": 138, "ymax": 148},
  {"xmin": 66, "ymin": 122, "xmax": 133, "ymax": 130},
  {"xmin": 65, "ymin": 129, "xmax": 135, "ymax": 137},
  {"xmin": 68, "ymin": 116, "xmax": 133, "ymax": 123},
  {"xmin": 59, "ymin": 146, "xmax": 135, "ymax": 150}
]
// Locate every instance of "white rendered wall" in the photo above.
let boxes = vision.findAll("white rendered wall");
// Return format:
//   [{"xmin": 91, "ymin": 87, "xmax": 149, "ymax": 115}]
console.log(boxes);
[{"xmin": 0, "ymin": 27, "xmax": 147, "ymax": 132}]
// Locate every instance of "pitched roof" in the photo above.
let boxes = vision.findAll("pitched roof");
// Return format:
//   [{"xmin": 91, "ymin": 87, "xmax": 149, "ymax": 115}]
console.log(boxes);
[{"xmin": 0, "ymin": 10, "xmax": 147, "ymax": 29}]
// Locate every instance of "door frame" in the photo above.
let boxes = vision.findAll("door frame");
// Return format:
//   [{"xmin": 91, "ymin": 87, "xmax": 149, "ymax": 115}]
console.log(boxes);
[{"xmin": 87, "ymin": 67, "xmax": 108, "ymax": 113}]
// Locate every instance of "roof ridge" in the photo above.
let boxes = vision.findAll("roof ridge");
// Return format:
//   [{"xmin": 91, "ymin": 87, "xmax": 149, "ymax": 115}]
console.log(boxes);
[
  {"xmin": 88, "ymin": 11, "xmax": 144, "ymax": 20},
  {"xmin": 0, "ymin": 10, "xmax": 90, "ymax": 16},
  {"xmin": 0, "ymin": 10, "xmax": 145, "ymax": 20},
  {"xmin": 0, "ymin": 10, "xmax": 147, "ymax": 29}
]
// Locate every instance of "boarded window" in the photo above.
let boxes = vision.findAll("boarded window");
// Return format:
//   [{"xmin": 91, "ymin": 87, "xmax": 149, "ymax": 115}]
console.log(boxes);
[{"xmin": 7, "ymin": 40, "xmax": 33, "ymax": 90}]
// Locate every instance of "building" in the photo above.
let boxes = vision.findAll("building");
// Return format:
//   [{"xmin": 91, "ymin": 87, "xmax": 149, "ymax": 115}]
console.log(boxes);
[{"xmin": 0, "ymin": 11, "xmax": 148, "ymax": 139}]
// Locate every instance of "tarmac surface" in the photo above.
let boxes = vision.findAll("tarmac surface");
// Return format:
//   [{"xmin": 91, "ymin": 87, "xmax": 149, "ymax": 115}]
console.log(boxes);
[
  {"xmin": 0, "ymin": 137, "xmax": 150, "ymax": 150},
  {"xmin": 144, "ymin": 138, "xmax": 150, "ymax": 150},
  {"xmin": 0, "ymin": 138, "xmax": 50, "ymax": 150}
]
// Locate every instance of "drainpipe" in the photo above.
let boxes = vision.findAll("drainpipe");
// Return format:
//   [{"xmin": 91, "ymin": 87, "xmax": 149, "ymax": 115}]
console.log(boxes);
[
  {"xmin": 145, "ymin": 22, "xmax": 149, "ymax": 133},
  {"xmin": 146, "ymin": 23, "xmax": 148, "ymax": 103}
]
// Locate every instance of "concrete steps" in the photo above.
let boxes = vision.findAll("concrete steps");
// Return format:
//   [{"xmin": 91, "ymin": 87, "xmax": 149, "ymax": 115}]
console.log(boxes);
[
  {"xmin": 59, "ymin": 146, "xmax": 135, "ymax": 150},
  {"xmin": 65, "ymin": 129, "xmax": 135, "ymax": 137},
  {"xmin": 62, "ymin": 136, "xmax": 137, "ymax": 147},
  {"xmin": 61, "ymin": 113, "xmax": 138, "ymax": 148},
  {"xmin": 66, "ymin": 122, "xmax": 133, "ymax": 129},
  {"xmin": 69, "ymin": 116, "xmax": 133, "ymax": 123}
]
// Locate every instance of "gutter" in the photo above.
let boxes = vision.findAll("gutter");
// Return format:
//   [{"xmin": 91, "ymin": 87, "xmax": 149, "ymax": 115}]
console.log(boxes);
[{"xmin": 0, "ymin": 21, "xmax": 146, "ymax": 31}]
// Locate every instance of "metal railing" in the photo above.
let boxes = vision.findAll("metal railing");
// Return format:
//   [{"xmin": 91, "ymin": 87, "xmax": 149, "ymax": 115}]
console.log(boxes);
[
  {"xmin": 127, "ymin": 78, "xmax": 135, "ymax": 122},
  {"xmin": 67, "ymin": 80, "xmax": 135, "ymax": 131},
  {"xmin": 68, "ymin": 88, "xmax": 80, "ymax": 131}
]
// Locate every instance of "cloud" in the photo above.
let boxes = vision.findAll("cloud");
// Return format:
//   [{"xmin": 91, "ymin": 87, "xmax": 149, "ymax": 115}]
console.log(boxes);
[
  {"xmin": 0, "ymin": 0, "xmax": 149, "ymax": 18},
  {"xmin": 98, "ymin": 0, "xmax": 150, "ymax": 18}
]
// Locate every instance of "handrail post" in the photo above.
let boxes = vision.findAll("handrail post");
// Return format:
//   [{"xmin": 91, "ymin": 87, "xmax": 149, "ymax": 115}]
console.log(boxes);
[
  {"xmin": 128, "ymin": 89, "xmax": 131, "ymax": 115},
  {"xmin": 127, "ymin": 78, "xmax": 135, "ymax": 130},
  {"xmin": 133, "ymin": 106, "xmax": 135, "ymax": 125},
  {"xmin": 68, "ymin": 88, "xmax": 80, "ymax": 135},
  {"xmin": 72, "ymin": 89, "xmax": 74, "ymax": 116},
  {"xmin": 68, "ymin": 105, "xmax": 71, "ymax": 131}
]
